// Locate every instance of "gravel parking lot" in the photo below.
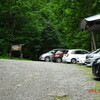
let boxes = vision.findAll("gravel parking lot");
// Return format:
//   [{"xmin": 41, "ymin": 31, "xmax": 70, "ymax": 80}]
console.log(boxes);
[{"xmin": 0, "ymin": 59, "xmax": 99, "ymax": 100}]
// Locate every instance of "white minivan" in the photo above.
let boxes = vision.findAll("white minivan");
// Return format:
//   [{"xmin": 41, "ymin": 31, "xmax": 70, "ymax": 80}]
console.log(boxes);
[{"xmin": 62, "ymin": 49, "xmax": 89, "ymax": 64}]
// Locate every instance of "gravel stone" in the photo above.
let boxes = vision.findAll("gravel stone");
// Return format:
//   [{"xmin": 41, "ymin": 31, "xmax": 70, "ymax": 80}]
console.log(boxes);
[{"xmin": 0, "ymin": 59, "xmax": 99, "ymax": 100}]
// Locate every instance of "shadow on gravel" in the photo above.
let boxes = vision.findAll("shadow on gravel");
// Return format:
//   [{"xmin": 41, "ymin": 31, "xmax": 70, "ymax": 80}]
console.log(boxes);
[
  {"xmin": 93, "ymin": 78, "xmax": 100, "ymax": 81},
  {"xmin": 86, "ymin": 66, "xmax": 91, "ymax": 68},
  {"xmin": 63, "ymin": 62, "xmax": 72, "ymax": 64}
]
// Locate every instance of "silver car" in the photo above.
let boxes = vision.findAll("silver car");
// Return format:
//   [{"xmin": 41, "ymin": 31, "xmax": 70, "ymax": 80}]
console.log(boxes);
[
  {"xmin": 39, "ymin": 50, "xmax": 56, "ymax": 62},
  {"xmin": 85, "ymin": 49, "xmax": 100, "ymax": 66}
]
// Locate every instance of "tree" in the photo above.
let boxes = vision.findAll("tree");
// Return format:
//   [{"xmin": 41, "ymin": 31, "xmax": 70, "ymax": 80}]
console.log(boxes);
[{"xmin": 0, "ymin": 0, "xmax": 100, "ymax": 60}]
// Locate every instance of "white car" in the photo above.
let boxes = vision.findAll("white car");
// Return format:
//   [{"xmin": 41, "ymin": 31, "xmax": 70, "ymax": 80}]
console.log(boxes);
[
  {"xmin": 77, "ymin": 54, "xmax": 87, "ymax": 64},
  {"xmin": 62, "ymin": 49, "xmax": 89, "ymax": 64},
  {"xmin": 85, "ymin": 52, "xmax": 100, "ymax": 66}
]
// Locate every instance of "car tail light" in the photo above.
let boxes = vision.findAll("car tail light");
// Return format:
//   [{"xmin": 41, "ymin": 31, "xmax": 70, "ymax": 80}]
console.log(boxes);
[
  {"xmin": 54, "ymin": 53, "xmax": 60, "ymax": 57},
  {"xmin": 54, "ymin": 53, "xmax": 57, "ymax": 56},
  {"xmin": 66, "ymin": 53, "xmax": 69, "ymax": 57}
]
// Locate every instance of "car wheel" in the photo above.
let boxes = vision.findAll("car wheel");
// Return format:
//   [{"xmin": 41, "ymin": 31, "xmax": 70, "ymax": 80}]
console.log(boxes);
[
  {"xmin": 56, "ymin": 58, "xmax": 62, "ymax": 63},
  {"xmin": 71, "ymin": 58, "xmax": 76, "ymax": 64},
  {"xmin": 92, "ymin": 63, "xmax": 100, "ymax": 77},
  {"xmin": 45, "ymin": 57, "xmax": 50, "ymax": 62}
]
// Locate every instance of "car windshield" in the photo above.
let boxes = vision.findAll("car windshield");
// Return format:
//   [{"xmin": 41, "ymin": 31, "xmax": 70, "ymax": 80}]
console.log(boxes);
[
  {"xmin": 48, "ymin": 50, "xmax": 56, "ymax": 54},
  {"xmin": 95, "ymin": 49, "xmax": 100, "ymax": 54},
  {"xmin": 90, "ymin": 49, "xmax": 100, "ymax": 54}
]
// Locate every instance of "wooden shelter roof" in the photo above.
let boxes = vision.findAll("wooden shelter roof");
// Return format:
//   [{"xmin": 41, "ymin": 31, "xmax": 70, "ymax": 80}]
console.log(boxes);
[{"xmin": 80, "ymin": 14, "xmax": 100, "ymax": 32}]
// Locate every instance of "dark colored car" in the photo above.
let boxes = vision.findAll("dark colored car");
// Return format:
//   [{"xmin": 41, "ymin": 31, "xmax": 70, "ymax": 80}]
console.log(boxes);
[
  {"xmin": 92, "ymin": 58, "xmax": 100, "ymax": 77},
  {"xmin": 52, "ymin": 49, "xmax": 67, "ymax": 63}
]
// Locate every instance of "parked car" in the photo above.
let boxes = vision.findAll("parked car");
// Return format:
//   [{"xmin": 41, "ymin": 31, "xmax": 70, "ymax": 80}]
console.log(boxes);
[
  {"xmin": 85, "ymin": 49, "xmax": 100, "ymax": 60},
  {"xmin": 52, "ymin": 49, "xmax": 67, "ymax": 63},
  {"xmin": 39, "ymin": 48, "xmax": 66, "ymax": 62},
  {"xmin": 85, "ymin": 49, "xmax": 100, "ymax": 66},
  {"xmin": 77, "ymin": 54, "xmax": 88, "ymax": 64},
  {"xmin": 85, "ymin": 53, "xmax": 100, "ymax": 66},
  {"xmin": 62, "ymin": 49, "xmax": 89, "ymax": 64},
  {"xmin": 92, "ymin": 58, "xmax": 100, "ymax": 77}
]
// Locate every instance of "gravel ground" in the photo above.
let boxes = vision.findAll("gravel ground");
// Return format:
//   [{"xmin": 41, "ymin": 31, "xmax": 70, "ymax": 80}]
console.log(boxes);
[{"xmin": 0, "ymin": 59, "xmax": 99, "ymax": 100}]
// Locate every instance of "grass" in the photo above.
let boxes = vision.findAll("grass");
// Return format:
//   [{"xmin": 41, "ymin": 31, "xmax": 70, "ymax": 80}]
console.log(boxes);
[
  {"xmin": 48, "ymin": 95, "xmax": 69, "ymax": 100},
  {"xmin": 94, "ymin": 98, "xmax": 100, "ymax": 100},
  {"xmin": 77, "ymin": 64, "xmax": 100, "ymax": 88},
  {"xmin": 77, "ymin": 64, "xmax": 100, "ymax": 100},
  {"xmin": 0, "ymin": 56, "xmax": 31, "ymax": 61}
]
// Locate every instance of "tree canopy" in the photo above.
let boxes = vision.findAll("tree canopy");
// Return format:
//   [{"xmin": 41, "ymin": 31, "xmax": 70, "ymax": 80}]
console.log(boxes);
[{"xmin": 0, "ymin": 0, "xmax": 100, "ymax": 60}]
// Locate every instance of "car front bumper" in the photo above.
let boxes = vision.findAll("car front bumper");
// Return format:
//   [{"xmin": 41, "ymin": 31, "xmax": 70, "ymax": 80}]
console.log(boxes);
[
  {"xmin": 39, "ymin": 56, "xmax": 45, "ymax": 60},
  {"xmin": 85, "ymin": 58, "xmax": 94, "ymax": 66}
]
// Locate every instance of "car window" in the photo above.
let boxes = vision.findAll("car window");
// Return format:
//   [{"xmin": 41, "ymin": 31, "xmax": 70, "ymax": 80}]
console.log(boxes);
[
  {"xmin": 49, "ymin": 50, "xmax": 56, "ymax": 54},
  {"xmin": 71, "ymin": 50, "xmax": 82, "ymax": 54},
  {"xmin": 64, "ymin": 50, "xmax": 68, "ymax": 54},
  {"xmin": 81, "ymin": 51, "xmax": 89, "ymax": 54},
  {"xmin": 71, "ymin": 51, "xmax": 75, "ymax": 54},
  {"xmin": 75, "ymin": 50, "xmax": 82, "ymax": 54}
]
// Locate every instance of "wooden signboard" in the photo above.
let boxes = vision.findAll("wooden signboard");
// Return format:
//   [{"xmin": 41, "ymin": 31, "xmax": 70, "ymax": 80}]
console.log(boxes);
[
  {"xmin": 11, "ymin": 45, "xmax": 21, "ymax": 51},
  {"xmin": 9, "ymin": 44, "xmax": 24, "ymax": 58}
]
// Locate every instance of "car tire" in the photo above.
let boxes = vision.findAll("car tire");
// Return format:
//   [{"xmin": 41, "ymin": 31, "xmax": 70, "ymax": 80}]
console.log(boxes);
[
  {"xmin": 56, "ymin": 58, "xmax": 62, "ymax": 63},
  {"xmin": 45, "ymin": 57, "xmax": 50, "ymax": 62},
  {"xmin": 92, "ymin": 62, "xmax": 100, "ymax": 77},
  {"xmin": 71, "ymin": 58, "xmax": 76, "ymax": 64}
]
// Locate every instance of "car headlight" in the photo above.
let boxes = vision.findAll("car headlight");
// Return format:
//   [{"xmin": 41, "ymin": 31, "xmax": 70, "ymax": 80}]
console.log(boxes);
[
  {"xmin": 40, "ymin": 54, "xmax": 44, "ymax": 57},
  {"xmin": 90, "ymin": 56, "xmax": 93, "ymax": 58}
]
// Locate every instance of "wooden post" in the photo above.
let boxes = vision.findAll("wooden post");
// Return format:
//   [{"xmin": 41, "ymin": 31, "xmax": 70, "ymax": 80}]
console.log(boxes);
[
  {"xmin": 91, "ymin": 32, "xmax": 96, "ymax": 50},
  {"xmin": 9, "ymin": 44, "xmax": 12, "ymax": 58},
  {"xmin": 91, "ymin": 37, "xmax": 93, "ymax": 51}
]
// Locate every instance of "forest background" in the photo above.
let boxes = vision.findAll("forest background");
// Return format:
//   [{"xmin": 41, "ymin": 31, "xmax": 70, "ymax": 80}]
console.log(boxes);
[{"xmin": 0, "ymin": 0, "xmax": 100, "ymax": 60}]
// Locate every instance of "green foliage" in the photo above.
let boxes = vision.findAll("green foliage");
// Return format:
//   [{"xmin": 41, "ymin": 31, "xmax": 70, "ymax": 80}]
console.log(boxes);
[{"xmin": 0, "ymin": 0, "xmax": 100, "ymax": 60}]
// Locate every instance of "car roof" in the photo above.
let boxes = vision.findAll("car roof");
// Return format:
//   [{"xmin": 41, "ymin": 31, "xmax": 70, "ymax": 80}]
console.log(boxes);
[
  {"xmin": 67, "ymin": 49, "xmax": 87, "ymax": 51},
  {"xmin": 53, "ymin": 49, "xmax": 86, "ymax": 50},
  {"xmin": 53, "ymin": 49, "xmax": 89, "ymax": 51},
  {"xmin": 53, "ymin": 48, "xmax": 67, "ymax": 50}
]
